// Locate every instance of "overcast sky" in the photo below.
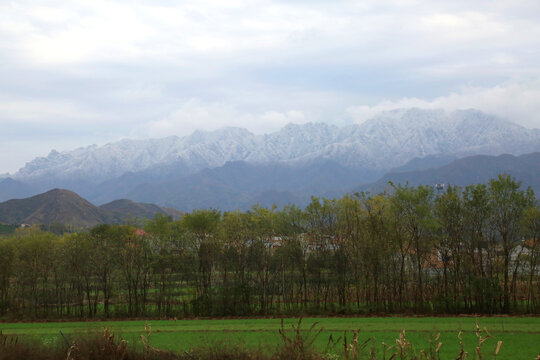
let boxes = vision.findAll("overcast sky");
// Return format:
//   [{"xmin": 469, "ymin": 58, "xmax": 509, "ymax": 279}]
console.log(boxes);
[{"xmin": 1, "ymin": 0, "xmax": 540, "ymax": 173}]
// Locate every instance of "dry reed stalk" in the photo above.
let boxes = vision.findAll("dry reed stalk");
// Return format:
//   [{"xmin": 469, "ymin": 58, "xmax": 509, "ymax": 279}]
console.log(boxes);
[
  {"xmin": 474, "ymin": 320, "xmax": 491, "ymax": 360},
  {"xmin": 370, "ymin": 337, "xmax": 377, "ymax": 360},
  {"xmin": 456, "ymin": 331, "xmax": 468, "ymax": 360},
  {"xmin": 394, "ymin": 330, "xmax": 412, "ymax": 360},
  {"xmin": 493, "ymin": 340, "xmax": 502, "ymax": 360},
  {"xmin": 381, "ymin": 341, "xmax": 393, "ymax": 360}
]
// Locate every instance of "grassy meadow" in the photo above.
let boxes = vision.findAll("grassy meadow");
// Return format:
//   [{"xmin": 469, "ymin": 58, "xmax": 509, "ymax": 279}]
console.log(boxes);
[{"xmin": 1, "ymin": 317, "xmax": 539, "ymax": 359}]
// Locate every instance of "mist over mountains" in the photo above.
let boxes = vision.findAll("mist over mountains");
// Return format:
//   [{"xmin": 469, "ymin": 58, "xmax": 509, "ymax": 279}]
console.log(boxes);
[{"xmin": 3, "ymin": 108, "xmax": 540, "ymax": 211}]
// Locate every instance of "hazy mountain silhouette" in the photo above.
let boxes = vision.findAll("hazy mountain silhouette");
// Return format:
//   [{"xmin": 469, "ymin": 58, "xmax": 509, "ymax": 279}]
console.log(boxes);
[{"xmin": 357, "ymin": 152, "xmax": 540, "ymax": 194}]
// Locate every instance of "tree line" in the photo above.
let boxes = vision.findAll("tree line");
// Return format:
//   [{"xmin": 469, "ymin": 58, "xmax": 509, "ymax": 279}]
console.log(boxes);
[{"xmin": 0, "ymin": 174, "xmax": 538, "ymax": 319}]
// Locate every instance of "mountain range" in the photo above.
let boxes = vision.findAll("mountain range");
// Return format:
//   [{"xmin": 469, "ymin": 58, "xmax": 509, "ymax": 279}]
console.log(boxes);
[
  {"xmin": 2, "ymin": 151, "xmax": 539, "ymax": 228},
  {"xmin": 2, "ymin": 108, "xmax": 540, "ymax": 210}
]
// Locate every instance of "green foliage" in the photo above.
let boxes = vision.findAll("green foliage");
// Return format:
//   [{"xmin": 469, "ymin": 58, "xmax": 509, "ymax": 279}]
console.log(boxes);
[
  {"xmin": 0, "ymin": 175, "xmax": 538, "ymax": 320},
  {"xmin": 0, "ymin": 223, "xmax": 16, "ymax": 235},
  {"xmin": 181, "ymin": 209, "xmax": 221, "ymax": 236}
]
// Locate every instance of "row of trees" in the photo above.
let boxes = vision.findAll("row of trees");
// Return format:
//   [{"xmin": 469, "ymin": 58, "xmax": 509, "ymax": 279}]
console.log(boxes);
[{"xmin": 0, "ymin": 175, "xmax": 538, "ymax": 319}]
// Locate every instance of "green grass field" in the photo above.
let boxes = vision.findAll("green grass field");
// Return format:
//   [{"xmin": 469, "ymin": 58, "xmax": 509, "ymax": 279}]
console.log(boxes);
[{"xmin": 1, "ymin": 317, "xmax": 539, "ymax": 359}]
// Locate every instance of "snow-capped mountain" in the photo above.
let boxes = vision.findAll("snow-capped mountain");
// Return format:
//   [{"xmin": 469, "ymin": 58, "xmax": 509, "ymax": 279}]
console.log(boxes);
[
  {"xmin": 312, "ymin": 108, "xmax": 540, "ymax": 170},
  {"xmin": 13, "ymin": 108, "xmax": 540, "ymax": 185},
  {"xmin": 15, "ymin": 128, "xmax": 259, "ymax": 183}
]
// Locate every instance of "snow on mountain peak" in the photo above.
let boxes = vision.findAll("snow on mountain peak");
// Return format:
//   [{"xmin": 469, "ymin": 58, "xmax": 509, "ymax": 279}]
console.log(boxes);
[{"xmin": 13, "ymin": 109, "xmax": 540, "ymax": 183}]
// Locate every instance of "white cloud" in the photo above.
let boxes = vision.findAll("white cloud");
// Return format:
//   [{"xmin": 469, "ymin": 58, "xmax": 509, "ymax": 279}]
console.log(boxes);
[
  {"xmin": 416, "ymin": 12, "xmax": 508, "ymax": 43},
  {"xmin": 132, "ymin": 99, "xmax": 307, "ymax": 138},
  {"xmin": 2, "ymin": 0, "xmax": 537, "ymax": 69},
  {"xmin": 1, "ymin": 0, "xmax": 540, "ymax": 173},
  {"xmin": 0, "ymin": 96, "xmax": 96, "ymax": 123},
  {"xmin": 347, "ymin": 82, "xmax": 540, "ymax": 129},
  {"xmin": 108, "ymin": 83, "xmax": 164, "ymax": 102}
]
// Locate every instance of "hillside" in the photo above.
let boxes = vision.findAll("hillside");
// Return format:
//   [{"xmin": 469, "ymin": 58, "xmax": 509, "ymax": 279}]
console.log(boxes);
[
  {"xmin": 126, "ymin": 159, "xmax": 363, "ymax": 211},
  {"xmin": 0, "ymin": 189, "xmax": 115, "ymax": 227},
  {"xmin": 0, "ymin": 189, "xmax": 181, "ymax": 227},
  {"xmin": 99, "ymin": 199, "xmax": 182, "ymax": 220},
  {"xmin": 357, "ymin": 152, "xmax": 540, "ymax": 194},
  {"xmin": 0, "ymin": 178, "xmax": 41, "ymax": 202}
]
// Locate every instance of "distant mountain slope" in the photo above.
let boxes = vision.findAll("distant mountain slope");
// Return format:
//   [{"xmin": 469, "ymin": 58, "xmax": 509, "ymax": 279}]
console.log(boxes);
[
  {"xmin": 12, "ymin": 109, "xmax": 540, "ymax": 186},
  {"xmin": 126, "ymin": 160, "xmax": 365, "ymax": 211},
  {"xmin": 0, "ymin": 178, "xmax": 41, "ymax": 202},
  {"xmin": 246, "ymin": 190, "xmax": 304, "ymax": 209},
  {"xmin": 0, "ymin": 189, "xmax": 181, "ymax": 227},
  {"xmin": 0, "ymin": 189, "xmax": 114, "ymax": 227},
  {"xmin": 357, "ymin": 152, "xmax": 540, "ymax": 194},
  {"xmin": 99, "ymin": 199, "xmax": 182, "ymax": 220},
  {"xmin": 388, "ymin": 154, "xmax": 458, "ymax": 173}
]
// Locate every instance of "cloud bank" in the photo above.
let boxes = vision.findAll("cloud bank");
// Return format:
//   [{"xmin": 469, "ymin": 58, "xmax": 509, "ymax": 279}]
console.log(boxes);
[
  {"xmin": 347, "ymin": 82, "xmax": 540, "ymax": 128},
  {"xmin": 1, "ymin": 0, "xmax": 539, "ymax": 172}
]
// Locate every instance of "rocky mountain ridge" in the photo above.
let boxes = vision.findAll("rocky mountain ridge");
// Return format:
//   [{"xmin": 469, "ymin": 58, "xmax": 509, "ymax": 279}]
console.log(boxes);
[
  {"xmin": 2, "ymin": 108, "xmax": 540, "ymax": 210},
  {"xmin": 12, "ymin": 109, "xmax": 540, "ymax": 185}
]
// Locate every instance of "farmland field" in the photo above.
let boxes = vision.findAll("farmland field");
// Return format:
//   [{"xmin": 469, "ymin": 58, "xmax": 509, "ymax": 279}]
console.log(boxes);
[{"xmin": 1, "ymin": 317, "xmax": 539, "ymax": 359}]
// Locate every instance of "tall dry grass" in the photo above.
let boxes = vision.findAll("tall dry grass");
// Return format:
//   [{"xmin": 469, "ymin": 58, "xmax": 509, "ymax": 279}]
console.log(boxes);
[{"xmin": 0, "ymin": 318, "xmax": 527, "ymax": 360}]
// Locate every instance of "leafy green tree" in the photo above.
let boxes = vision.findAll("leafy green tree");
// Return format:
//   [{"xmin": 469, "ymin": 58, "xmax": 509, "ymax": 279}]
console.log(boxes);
[
  {"xmin": 145, "ymin": 214, "xmax": 185, "ymax": 316},
  {"xmin": 63, "ymin": 233, "xmax": 96, "ymax": 317},
  {"xmin": 390, "ymin": 184, "xmax": 437, "ymax": 311},
  {"xmin": 359, "ymin": 193, "xmax": 394, "ymax": 312},
  {"xmin": 219, "ymin": 210, "xmax": 252, "ymax": 314},
  {"xmin": 435, "ymin": 185, "xmax": 465, "ymax": 312},
  {"xmin": 521, "ymin": 206, "xmax": 540, "ymax": 312},
  {"xmin": 0, "ymin": 238, "xmax": 15, "ymax": 315},
  {"xmin": 488, "ymin": 174, "xmax": 535, "ymax": 312},
  {"xmin": 247, "ymin": 205, "xmax": 280, "ymax": 314},
  {"xmin": 88, "ymin": 224, "xmax": 121, "ymax": 317},
  {"xmin": 12, "ymin": 227, "xmax": 57, "ymax": 317},
  {"xmin": 182, "ymin": 209, "xmax": 221, "ymax": 314}
]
